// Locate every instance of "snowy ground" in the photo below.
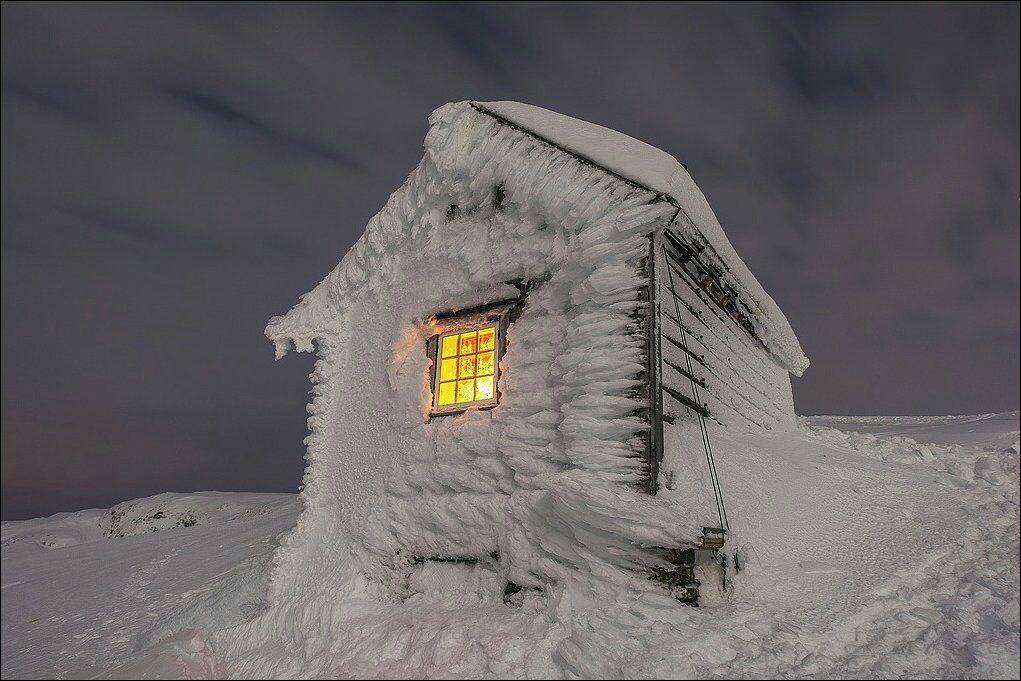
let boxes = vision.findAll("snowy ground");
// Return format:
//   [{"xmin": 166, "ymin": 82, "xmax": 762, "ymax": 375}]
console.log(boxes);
[
  {"xmin": 1, "ymin": 493, "xmax": 297, "ymax": 679},
  {"xmin": 2, "ymin": 414, "xmax": 1018, "ymax": 679}
]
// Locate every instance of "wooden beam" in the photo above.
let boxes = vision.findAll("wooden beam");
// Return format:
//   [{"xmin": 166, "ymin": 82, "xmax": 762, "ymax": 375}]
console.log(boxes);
[
  {"xmin": 663, "ymin": 357, "xmax": 708, "ymax": 390},
  {"xmin": 645, "ymin": 232, "xmax": 665, "ymax": 495},
  {"xmin": 662, "ymin": 331, "xmax": 708, "ymax": 368},
  {"xmin": 662, "ymin": 382, "xmax": 711, "ymax": 418}
]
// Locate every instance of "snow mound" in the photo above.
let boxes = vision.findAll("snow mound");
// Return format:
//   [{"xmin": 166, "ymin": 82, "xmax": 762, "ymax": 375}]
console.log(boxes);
[
  {"xmin": 1, "ymin": 492, "xmax": 293, "ymax": 551},
  {"xmin": 2, "ymin": 415, "xmax": 1018, "ymax": 678},
  {"xmin": 1, "ymin": 507, "xmax": 107, "ymax": 550},
  {"xmin": 1, "ymin": 492, "xmax": 298, "ymax": 679},
  {"xmin": 99, "ymin": 492, "xmax": 293, "ymax": 539}
]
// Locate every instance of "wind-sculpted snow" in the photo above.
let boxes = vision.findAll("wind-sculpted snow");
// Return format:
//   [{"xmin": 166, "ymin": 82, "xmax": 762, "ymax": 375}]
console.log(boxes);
[
  {"xmin": 2, "ymin": 416, "xmax": 1018, "ymax": 678},
  {"xmin": 256, "ymin": 99, "xmax": 720, "ymax": 672},
  {"xmin": 241, "ymin": 102, "xmax": 1015, "ymax": 677}
]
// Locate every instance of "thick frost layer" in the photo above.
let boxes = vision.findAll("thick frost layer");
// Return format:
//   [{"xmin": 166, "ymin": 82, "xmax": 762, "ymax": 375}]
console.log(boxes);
[
  {"xmin": 247, "ymin": 101, "xmax": 745, "ymax": 674},
  {"xmin": 475, "ymin": 100, "xmax": 808, "ymax": 375},
  {"xmin": 248, "ymin": 101, "xmax": 815, "ymax": 678}
]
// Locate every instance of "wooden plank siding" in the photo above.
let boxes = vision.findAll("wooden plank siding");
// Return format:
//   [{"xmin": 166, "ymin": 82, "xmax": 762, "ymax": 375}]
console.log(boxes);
[
  {"xmin": 642, "ymin": 225, "xmax": 797, "ymax": 492},
  {"xmin": 659, "ymin": 230, "xmax": 794, "ymax": 426}
]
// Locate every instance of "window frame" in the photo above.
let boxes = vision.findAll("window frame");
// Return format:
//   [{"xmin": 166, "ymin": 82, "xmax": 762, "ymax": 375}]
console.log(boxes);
[{"xmin": 426, "ymin": 303, "xmax": 512, "ymax": 417}]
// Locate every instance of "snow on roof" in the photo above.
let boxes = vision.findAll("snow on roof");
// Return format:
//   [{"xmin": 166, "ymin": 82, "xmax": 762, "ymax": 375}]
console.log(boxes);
[
  {"xmin": 474, "ymin": 101, "xmax": 808, "ymax": 375},
  {"xmin": 268, "ymin": 100, "xmax": 807, "ymax": 375},
  {"xmin": 474, "ymin": 101, "xmax": 686, "ymax": 197}
]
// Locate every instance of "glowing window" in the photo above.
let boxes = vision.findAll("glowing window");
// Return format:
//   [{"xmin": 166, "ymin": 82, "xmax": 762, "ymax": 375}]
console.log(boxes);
[{"xmin": 432, "ymin": 324, "xmax": 500, "ymax": 413}]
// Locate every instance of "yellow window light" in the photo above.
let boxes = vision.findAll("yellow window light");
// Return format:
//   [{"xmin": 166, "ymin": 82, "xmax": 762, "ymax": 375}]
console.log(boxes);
[
  {"xmin": 437, "ymin": 381, "xmax": 456, "ymax": 406},
  {"xmin": 432, "ymin": 323, "xmax": 501, "ymax": 413},
  {"xmin": 476, "ymin": 375, "xmax": 495, "ymax": 400},
  {"xmin": 459, "ymin": 332, "xmax": 478, "ymax": 355},
  {"xmin": 441, "ymin": 334, "xmax": 459, "ymax": 358},
  {"xmin": 456, "ymin": 378, "xmax": 475, "ymax": 403},
  {"xmin": 458, "ymin": 355, "xmax": 477, "ymax": 378},
  {"xmin": 477, "ymin": 351, "xmax": 495, "ymax": 376},
  {"xmin": 439, "ymin": 358, "xmax": 458, "ymax": 382},
  {"xmin": 478, "ymin": 327, "xmax": 496, "ymax": 352}
]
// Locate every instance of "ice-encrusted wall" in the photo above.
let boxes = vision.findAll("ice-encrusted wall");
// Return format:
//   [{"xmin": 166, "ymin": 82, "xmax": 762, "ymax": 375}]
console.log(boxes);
[
  {"xmin": 263, "ymin": 103, "xmax": 717, "ymax": 612},
  {"xmin": 238, "ymin": 101, "xmax": 804, "ymax": 676}
]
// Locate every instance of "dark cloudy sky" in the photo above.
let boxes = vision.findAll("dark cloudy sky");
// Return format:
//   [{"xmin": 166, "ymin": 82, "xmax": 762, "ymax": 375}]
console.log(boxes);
[{"xmin": 3, "ymin": 2, "xmax": 1018, "ymax": 519}]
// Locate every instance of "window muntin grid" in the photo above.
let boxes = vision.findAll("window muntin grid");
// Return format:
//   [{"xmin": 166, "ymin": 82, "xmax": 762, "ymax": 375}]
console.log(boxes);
[{"xmin": 433, "ymin": 324, "xmax": 499, "ymax": 412}]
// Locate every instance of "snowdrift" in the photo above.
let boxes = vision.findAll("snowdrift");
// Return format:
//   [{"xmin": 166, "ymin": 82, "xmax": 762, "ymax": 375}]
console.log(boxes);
[{"xmin": 5, "ymin": 415, "xmax": 1015, "ymax": 678}]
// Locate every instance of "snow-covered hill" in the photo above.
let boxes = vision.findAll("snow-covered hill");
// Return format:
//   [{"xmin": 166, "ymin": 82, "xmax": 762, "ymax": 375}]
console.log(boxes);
[
  {"xmin": 2, "ymin": 493, "xmax": 298, "ymax": 679},
  {"xmin": 2, "ymin": 414, "xmax": 1018, "ymax": 679}
]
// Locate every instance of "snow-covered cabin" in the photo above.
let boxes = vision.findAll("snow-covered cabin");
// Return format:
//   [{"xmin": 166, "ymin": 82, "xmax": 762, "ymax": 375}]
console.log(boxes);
[{"xmin": 266, "ymin": 101, "xmax": 807, "ymax": 607}]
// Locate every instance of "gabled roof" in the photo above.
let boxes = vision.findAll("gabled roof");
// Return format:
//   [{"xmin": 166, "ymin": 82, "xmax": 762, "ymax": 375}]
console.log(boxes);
[
  {"xmin": 473, "ymin": 101, "xmax": 807, "ymax": 375},
  {"xmin": 474, "ymin": 101, "xmax": 687, "ymax": 197},
  {"xmin": 268, "ymin": 100, "xmax": 808, "ymax": 375}
]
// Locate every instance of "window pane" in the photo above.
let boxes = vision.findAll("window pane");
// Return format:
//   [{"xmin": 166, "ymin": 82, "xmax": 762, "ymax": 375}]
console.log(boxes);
[
  {"xmin": 477, "ymin": 351, "xmax": 495, "ymax": 375},
  {"xmin": 458, "ymin": 331, "xmax": 477, "ymax": 355},
  {"xmin": 438, "ymin": 381, "xmax": 456, "ymax": 406},
  {"xmin": 456, "ymin": 379, "xmax": 475, "ymax": 403},
  {"xmin": 432, "ymin": 322, "xmax": 502, "ymax": 412},
  {"xmin": 441, "ymin": 334, "xmax": 459, "ymax": 358},
  {"xmin": 440, "ymin": 358, "xmax": 458, "ymax": 382},
  {"xmin": 478, "ymin": 327, "xmax": 496, "ymax": 351},
  {"xmin": 458, "ymin": 355, "xmax": 476, "ymax": 378},
  {"xmin": 476, "ymin": 375, "xmax": 494, "ymax": 400}
]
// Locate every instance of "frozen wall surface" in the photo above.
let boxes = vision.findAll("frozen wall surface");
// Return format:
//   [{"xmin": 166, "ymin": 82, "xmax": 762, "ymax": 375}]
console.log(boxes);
[{"xmin": 228, "ymin": 101, "xmax": 806, "ymax": 677}]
